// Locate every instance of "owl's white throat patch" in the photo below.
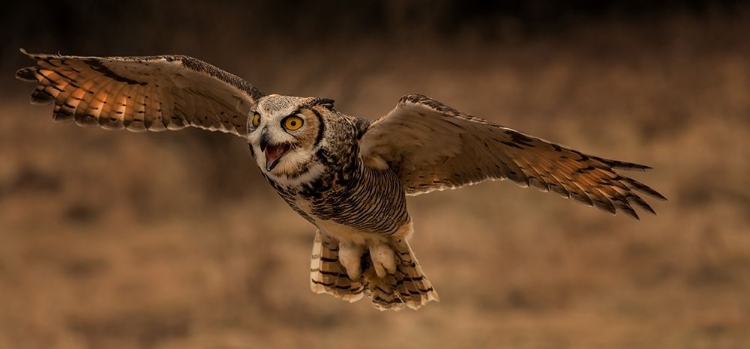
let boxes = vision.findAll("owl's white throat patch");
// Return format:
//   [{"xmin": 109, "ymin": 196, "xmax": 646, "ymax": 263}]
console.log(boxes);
[
  {"xmin": 261, "ymin": 144, "xmax": 325, "ymax": 188},
  {"xmin": 267, "ymin": 160, "xmax": 326, "ymax": 189}
]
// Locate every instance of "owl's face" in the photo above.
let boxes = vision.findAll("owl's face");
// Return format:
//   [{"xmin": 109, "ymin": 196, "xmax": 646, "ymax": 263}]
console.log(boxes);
[{"xmin": 247, "ymin": 94, "xmax": 334, "ymax": 182}]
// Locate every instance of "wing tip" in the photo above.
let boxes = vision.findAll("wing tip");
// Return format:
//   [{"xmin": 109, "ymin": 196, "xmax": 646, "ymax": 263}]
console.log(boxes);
[
  {"xmin": 629, "ymin": 165, "xmax": 652, "ymax": 172},
  {"xmin": 624, "ymin": 210, "xmax": 641, "ymax": 220},
  {"xmin": 16, "ymin": 49, "xmax": 40, "ymax": 82},
  {"xmin": 15, "ymin": 67, "xmax": 37, "ymax": 82},
  {"xmin": 30, "ymin": 88, "xmax": 54, "ymax": 104},
  {"xmin": 652, "ymin": 192, "xmax": 668, "ymax": 201},
  {"xmin": 603, "ymin": 158, "xmax": 653, "ymax": 172},
  {"xmin": 19, "ymin": 48, "xmax": 39, "ymax": 59},
  {"xmin": 633, "ymin": 181, "xmax": 668, "ymax": 201}
]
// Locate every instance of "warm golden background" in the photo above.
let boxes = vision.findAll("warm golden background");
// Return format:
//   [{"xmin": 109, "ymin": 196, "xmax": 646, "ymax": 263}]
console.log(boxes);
[{"xmin": 2, "ymin": 1, "xmax": 749, "ymax": 348}]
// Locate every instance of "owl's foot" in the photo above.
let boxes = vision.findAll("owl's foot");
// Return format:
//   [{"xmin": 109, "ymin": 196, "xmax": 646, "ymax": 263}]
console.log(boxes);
[
  {"xmin": 339, "ymin": 241, "xmax": 365, "ymax": 280},
  {"xmin": 309, "ymin": 231, "xmax": 438, "ymax": 310},
  {"xmin": 339, "ymin": 239, "xmax": 397, "ymax": 280},
  {"xmin": 369, "ymin": 241, "xmax": 397, "ymax": 278}
]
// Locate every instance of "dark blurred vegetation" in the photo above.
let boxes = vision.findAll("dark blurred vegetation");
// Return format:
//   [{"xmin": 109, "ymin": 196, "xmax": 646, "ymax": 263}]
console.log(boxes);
[
  {"xmin": 2, "ymin": 1, "xmax": 750, "ymax": 349},
  {"xmin": 0, "ymin": 0, "xmax": 745, "ymax": 66}
]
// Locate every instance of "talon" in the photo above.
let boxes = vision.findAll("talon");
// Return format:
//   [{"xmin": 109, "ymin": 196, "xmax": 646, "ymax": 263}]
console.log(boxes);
[
  {"xmin": 370, "ymin": 243, "xmax": 397, "ymax": 278},
  {"xmin": 374, "ymin": 261, "xmax": 387, "ymax": 278},
  {"xmin": 339, "ymin": 242, "xmax": 365, "ymax": 280}
]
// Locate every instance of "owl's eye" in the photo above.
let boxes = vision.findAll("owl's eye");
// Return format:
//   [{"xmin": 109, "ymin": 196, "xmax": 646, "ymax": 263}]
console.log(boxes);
[
  {"xmin": 251, "ymin": 112, "xmax": 261, "ymax": 128},
  {"xmin": 283, "ymin": 115, "xmax": 304, "ymax": 131}
]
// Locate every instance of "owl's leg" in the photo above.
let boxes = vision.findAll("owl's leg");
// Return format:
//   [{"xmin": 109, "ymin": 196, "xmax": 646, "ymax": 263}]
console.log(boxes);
[{"xmin": 339, "ymin": 241, "xmax": 365, "ymax": 280}]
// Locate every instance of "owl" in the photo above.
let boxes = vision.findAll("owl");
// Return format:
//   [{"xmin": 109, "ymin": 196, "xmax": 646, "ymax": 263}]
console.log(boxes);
[{"xmin": 16, "ymin": 50, "xmax": 665, "ymax": 311}]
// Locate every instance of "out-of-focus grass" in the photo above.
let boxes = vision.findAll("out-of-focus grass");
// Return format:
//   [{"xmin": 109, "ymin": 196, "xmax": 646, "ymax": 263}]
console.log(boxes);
[{"xmin": 1, "ymin": 13, "xmax": 749, "ymax": 349}]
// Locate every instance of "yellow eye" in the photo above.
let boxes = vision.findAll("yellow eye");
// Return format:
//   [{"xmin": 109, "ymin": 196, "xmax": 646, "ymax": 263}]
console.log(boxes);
[
  {"xmin": 283, "ymin": 116, "xmax": 304, "ymax": 131},
  {"xmin": 251, "ymin": 113, "xmax": 261, "ymax": 127}
]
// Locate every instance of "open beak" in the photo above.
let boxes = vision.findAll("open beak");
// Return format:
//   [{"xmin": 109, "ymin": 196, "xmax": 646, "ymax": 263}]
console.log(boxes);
[
  {"xmin": 264, "ymin": 143, "xmax": 291, "ymax": 172},
  {"xmin": 259, "ymin": 128, "xmax": 292, "ymax": 172}
]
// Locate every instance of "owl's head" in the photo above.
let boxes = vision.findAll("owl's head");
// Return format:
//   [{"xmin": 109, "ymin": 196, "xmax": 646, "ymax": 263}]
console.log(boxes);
[{"xmin": 247, "ymin": 94, "xmax": 344, "ymax": 183}]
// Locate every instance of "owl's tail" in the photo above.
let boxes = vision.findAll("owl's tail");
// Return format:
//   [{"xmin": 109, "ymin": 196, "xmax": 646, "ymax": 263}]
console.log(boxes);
[
  {"xmin": 365, "ymin": 238, "xmax": 440, "ymax": 311},
  {"xmin": 310, "ymin": 230, "xmax": 365, "ymax": 303},
  {"xmin": 309, "ymin": 230, "xmax": 439, "ymax": 311}
]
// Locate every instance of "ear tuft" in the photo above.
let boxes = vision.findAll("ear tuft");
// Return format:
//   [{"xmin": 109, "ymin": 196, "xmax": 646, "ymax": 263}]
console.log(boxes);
[{"xmin": 311, "ymin": 97, "xmax": 335, "ymax": 108}]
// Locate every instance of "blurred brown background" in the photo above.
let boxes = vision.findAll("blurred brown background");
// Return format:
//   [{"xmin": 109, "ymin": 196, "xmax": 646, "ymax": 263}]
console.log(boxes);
[{"xmin": 1, "ymin": 1, "xmax": 749, "ymax": 348}]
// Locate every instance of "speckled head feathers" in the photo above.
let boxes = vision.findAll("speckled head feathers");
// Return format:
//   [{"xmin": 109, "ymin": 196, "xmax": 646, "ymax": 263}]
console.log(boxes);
[{"xmin": 255, "ymin": 94, "xmax": 334, "ymax": 119}]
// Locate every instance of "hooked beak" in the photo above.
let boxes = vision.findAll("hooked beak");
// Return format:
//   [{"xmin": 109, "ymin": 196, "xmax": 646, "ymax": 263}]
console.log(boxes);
[{"xmin": 259, "ymin": 128, "xmax": 292, "ymax": 172}]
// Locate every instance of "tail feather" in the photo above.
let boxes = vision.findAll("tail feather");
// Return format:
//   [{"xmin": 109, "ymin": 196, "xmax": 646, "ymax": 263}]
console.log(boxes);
[
  {"xmin": 310, "ymin": 230, "xmax": 439, "ymax": 311},
  {"xmin": 368, "ymin": 239, "xmax": 439, "ymax": 311},
  {"xmin": 310, "ymin": 230, "xmax": 364, "ymax": 302}
]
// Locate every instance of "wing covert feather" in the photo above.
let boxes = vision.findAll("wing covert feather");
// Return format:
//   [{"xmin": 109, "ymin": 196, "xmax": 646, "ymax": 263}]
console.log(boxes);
[{"xmin": 360, "ymin": 94, "xmax": 666, "ymax": 219}]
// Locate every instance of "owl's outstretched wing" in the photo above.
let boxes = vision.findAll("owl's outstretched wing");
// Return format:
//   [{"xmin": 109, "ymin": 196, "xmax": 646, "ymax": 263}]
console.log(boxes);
[
  {"xmin": 359, "ymin": 94, "xmax": 666, "ymax": 219},
  {"xmin": 15, "ymin": 49, "xmax": 264, "ymax": 137}
]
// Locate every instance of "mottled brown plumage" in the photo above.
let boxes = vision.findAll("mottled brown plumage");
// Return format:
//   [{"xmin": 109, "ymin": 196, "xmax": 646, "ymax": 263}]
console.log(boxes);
[
  {"xmin": 16, "ymin": 50, "xmax": 665, "ymax": 311},
  {"xmin": 16, "ymin": 49, "xmax": 262, "ymax": 134},
  {"xmin": 362, "ymin": 94, "xmax": 666, "ymax": 220}
]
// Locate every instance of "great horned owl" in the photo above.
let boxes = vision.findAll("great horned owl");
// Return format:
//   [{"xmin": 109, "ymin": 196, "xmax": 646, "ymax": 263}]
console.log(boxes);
[{"xmin": 15, "ymin": 50, "xmax": 666, "ymax": 311}]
